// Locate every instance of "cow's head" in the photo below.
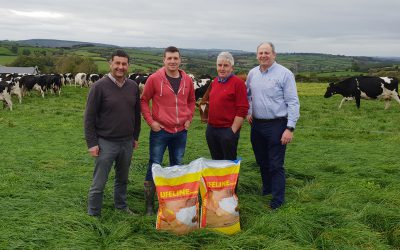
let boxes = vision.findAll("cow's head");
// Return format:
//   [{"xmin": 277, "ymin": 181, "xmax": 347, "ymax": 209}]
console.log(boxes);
[{"xmin": 324, "ymin": 82, "xmax": 336, "ymax": 98}]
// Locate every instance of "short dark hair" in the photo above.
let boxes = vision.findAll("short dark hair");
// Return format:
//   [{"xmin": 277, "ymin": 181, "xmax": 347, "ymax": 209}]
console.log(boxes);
[
  {"xmin": 164, "ymin": 46, "xmax": 180, "ymax": 57},
  {"xmin": 110, "ymin": 49, "xmax": 130, "ymax": 63}
]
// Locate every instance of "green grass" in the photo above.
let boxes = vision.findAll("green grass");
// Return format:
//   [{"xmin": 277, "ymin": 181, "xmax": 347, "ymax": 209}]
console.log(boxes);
[
  {"xmin": 0, "ymin": 84, "xmax": 399, "ymax": 249},
  {"xmin": 0, "ymin": 56, "xmax": 17, "ymax": 65}
]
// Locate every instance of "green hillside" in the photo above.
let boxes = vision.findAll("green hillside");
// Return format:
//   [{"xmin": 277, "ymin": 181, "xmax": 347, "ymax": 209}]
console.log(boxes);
[{"xmin": 1, "ymin": 40, "xmax": 399, "ymax": 81}]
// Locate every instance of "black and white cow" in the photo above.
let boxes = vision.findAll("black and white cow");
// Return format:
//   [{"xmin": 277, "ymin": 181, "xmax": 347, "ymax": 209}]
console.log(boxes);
[
  {"xmin": 63, "ymin": 73, "xmax": 74, "ymax": 86},
  {"xmin": 88, "ymin": 74, "xmax": 100, "ymax": 87},
  {"xmin": 324, "ymin": 76, "xmax": 400, "ymax": 109},
  {"xmin": 0, "ymin": 81, "xmax": 13, "ymax": 110},
  {"xmin": 19, "ymin": 75, "xmax": 45, "ymax": 97},
  {"xmin": 193, "ymin": 75, "xmax": 212, "ymax": 90},
  {"xmin": 129, "ymin": 73, "xmax": 151, "ymax": 95},
  {"xmin": 195, "ymin": 81, "xmax": 211, "ymax": 101},
  {"xmin": 41, "ymin": 74, "xmax": 62, "ymax": 95},
  {"xmin": 75, "ymin": 73, "xmax": 87, "ymax": 87}
]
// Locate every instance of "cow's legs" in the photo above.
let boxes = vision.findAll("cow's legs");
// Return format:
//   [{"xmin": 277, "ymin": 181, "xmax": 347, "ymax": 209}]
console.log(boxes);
[
  {"xmin": 338, "ymin": 98, "xmax": 346, "ymax": 109},
  {"xmin": 384, "ymin": 100, "xmax": 391, "ymax": 110},
  {"xmin": 391, "ymin": 93, "xmax": 400, "ymax": 107},
  {"xmin": 355, "ymin": 97, "xmax": 361, "ymax": 109}
]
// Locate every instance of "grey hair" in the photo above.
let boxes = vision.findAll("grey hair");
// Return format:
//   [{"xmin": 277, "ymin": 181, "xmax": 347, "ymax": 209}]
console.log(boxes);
[
  {"xmin": 217, "ymin": 51, "xmax": 234, "ymax": 66},
  {"xmin": 257, "ymin": 42, "xmax": 276, "ymax": 53}
]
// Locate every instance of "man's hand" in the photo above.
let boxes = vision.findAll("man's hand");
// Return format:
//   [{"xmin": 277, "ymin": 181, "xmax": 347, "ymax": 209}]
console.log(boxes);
[
  {"xmin": 150, "ymin": 121, "xmax": 163, "ymax": 132},
  {"xmin": 247, "ymin": 115, "xmax": 253, "ymax": 125},
  {"xmin": 88, "ymin": 145, "xmax": 99, "ymax": 157},
  {"xmin": 184, "ymin": 120, "xmax": 191, "ymax": 130},
  {"xmin": 281, "ymin": 129, "xmax": 294, "ymax": 145},
  {"xmin": 133, "ymin": 140, "xmax": 139, "ymax": 150}
]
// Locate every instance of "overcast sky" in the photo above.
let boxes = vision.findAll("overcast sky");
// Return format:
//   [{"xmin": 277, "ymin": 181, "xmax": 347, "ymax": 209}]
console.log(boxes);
[{"xmin": 1, "ymin": 0, "xmax": 399, "ymax": 57}]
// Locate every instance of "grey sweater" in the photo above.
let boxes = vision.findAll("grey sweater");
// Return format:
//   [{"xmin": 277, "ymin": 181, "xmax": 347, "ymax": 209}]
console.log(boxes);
[{"xmin": 84, "ymin": 76, "xmax": 141, "ymax": 148}]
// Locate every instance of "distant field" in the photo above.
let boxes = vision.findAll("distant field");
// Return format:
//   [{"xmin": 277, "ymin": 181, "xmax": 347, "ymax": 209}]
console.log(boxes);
[
  {"xmin": 0, "ymin": 83, "xmax": 399, "ymax": 249},
  {"xmin": 0, "ymin": 55, "xmax": 16, "ymax": 65}
]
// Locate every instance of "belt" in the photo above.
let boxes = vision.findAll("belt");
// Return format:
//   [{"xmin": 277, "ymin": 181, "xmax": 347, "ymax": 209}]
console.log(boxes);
[{"xmin": 253, "ymin": 117, "xmax": 287, "ymax": 123}]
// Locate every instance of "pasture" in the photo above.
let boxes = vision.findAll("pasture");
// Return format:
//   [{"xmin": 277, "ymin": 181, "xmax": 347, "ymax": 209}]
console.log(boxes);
[{"xmin": 0, "ymin": 83, "xmax": 399, "ymax": 249}]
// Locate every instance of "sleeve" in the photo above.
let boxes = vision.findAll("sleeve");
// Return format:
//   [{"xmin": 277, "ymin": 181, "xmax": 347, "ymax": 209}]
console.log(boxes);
[
  {"xmin": 140, "ymin": 76, "xmax": 155, "ymax": 126},
  {"xmin": 235, "ymin": 78, "xmax": 250, "ymax": 117},
  {"xmin": 84, "ymin": 85, "xmax": 100, "ymax": 148},
  {"xmin": 246, "ymin": 71, "xmax": 253, "ymax": 116},
  {"xmin": 187, "ymin": 77, "xmax": 196, "ymax": 121},
  {"xmin": 133, "ymin": 84, "xmax": 141, "ymax": 141},
  {"xmin": 283, "ymin": 71, "xmax": 300, "ymax": 128}
]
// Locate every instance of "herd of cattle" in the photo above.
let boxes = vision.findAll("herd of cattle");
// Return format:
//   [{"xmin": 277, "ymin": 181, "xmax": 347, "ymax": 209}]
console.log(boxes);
[
  {"xmin": 0, "ymin": 72, "xmax": 213, "ymax": 111},
  {"xmin": 1, "ymin": 72, "xmax": 399, "ymax": 111}
]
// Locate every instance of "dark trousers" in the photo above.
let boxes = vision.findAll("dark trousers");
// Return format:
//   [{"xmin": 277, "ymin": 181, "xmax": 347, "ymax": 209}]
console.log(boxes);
[
  {"xmin": 251, "ymin": 119, "xmax": 287, "ymax": 208},
  {"xmin": 206, "ymin": 125, "xmax": 239, "ymax": 160},
  {"xmin": 87, "ymin": 138, "xmax": 133, "ymax": 216}
]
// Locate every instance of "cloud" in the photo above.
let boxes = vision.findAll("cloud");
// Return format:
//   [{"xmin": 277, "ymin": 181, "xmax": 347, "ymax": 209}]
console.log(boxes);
[{"xmin": 10, "ymin": 9, "xmax": 64, "ymax": 18}]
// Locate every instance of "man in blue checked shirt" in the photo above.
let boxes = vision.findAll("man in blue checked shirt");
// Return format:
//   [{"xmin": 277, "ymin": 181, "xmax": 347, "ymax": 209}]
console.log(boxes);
[{"xmin": 246, "ymin": 42, "xmax": 300, "ymax": 210}]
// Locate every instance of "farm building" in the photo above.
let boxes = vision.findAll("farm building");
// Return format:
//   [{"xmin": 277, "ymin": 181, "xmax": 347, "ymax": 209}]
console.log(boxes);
[{"xmin": 0, "ymin": 66, "xmax": 40, "ymax": 74}]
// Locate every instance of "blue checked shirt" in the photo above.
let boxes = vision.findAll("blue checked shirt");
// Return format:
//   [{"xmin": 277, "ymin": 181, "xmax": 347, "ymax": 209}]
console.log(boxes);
[{"xmin": 246, "ymin": 62, "xmax": 300, "ymax": 128}]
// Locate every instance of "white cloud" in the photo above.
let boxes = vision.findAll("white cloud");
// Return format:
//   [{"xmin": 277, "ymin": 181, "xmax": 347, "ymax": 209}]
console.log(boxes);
[{"xmin": 10, "ymin": 9, "xmax": 64, "ymax": 18}]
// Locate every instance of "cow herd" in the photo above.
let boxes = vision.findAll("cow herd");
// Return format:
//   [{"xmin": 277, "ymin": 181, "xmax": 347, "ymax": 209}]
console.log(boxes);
[
  {"xmin": 0, "ymin": 72, "xmax": 214, "ymax": 111},
  {"xmin": 1, "ymin": 72, "xmax": 399, "ymax": 111}
]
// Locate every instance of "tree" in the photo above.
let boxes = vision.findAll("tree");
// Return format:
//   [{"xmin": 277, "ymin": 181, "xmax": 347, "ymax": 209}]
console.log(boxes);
[
  {"xmin": 11, "ymin": 45, "xmax": 18, "ymax": 54},
  {"xmin": 351, "ymin": 61, "xmax": 360, "ymax": 72},
  {"xmin": 22, "ymin": 49, "xmax": 31, "ymax": 56},
  {"xmin": 55, "ymin": 55, "xmax": 98, "ymax": 74}
]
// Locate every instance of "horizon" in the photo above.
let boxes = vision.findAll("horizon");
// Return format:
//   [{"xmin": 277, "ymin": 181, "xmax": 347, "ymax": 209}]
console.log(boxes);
[{"xmin": 4, "ymin": 38, "xmax": 400, "ymax": 59}]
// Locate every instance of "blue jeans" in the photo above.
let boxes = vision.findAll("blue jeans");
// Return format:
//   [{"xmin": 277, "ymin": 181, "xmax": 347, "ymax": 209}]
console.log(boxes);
[
  {"xmin": 250, "ymin": 119, "xmax": 287, "ymax": 209},
  {"xmin": 145, "ymin": 129, "xmax": 187, "ymax": 181},
  {"xmin": 88, "ymin": 137, "xmax": 134, "ymax": 216}
]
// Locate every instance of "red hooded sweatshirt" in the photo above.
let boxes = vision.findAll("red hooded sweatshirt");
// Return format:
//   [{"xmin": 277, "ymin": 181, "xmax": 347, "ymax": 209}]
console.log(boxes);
[{"xmin": 140, "ymin": 67, "xmax": 196, "ymax": 133}]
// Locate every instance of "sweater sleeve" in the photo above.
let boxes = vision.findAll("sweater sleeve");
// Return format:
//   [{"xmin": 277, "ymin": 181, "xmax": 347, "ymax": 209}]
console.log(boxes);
[
  {"xmin": 235, "ymin": 79, "xmax": 249, "ymax": 118},
  {"xmin": 84, "ymin": 85, "xmax": 100, "ymax": 148},
  {"xmin": 140, "ymin": 76, "xmax": 155, "ymax": 126},
  {"xmin": 133, "ymin": 84, "xmax": 141, "ymax": 141}
]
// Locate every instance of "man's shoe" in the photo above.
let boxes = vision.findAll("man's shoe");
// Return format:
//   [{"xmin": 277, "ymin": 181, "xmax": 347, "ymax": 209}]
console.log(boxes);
[
  {"xmin": 88, "ymin": 213, "xmax": 101, "ymax": 218},
  {"xmin": 118, "ymin": 207, "xmax": 139, "ymax": 216},
  {"xmin": 268, "ymin": 203, "xmax": 282, "ymax": 210}
]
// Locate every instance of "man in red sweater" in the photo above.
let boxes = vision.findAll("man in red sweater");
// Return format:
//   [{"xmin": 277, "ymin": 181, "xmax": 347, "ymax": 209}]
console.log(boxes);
[
  {"xmin": 140, "ymin": 46, "xmax": 196, "ymax": 215},
  {"xmin": 206, "ymin": 52, "xmax": 249, "ymax": 160}
]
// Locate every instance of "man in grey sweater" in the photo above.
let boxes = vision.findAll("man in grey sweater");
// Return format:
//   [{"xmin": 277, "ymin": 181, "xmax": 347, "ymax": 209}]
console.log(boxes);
[{"xmin": 84, "ymin": 50, "xmax": 141, "ymax": 216}]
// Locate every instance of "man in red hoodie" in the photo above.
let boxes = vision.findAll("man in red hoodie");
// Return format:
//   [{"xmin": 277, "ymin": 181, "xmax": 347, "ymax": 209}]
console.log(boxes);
[{"xmin": 141, "ymin": 46, "xmax": 196, "ymax": 215}]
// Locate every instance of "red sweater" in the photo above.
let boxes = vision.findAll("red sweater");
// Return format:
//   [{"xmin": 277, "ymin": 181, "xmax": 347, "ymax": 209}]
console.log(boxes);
[
  {"xmin": 140, "ymin": 67, "xmax": 195, "ymax": 133},
  {"xmin": 208, "ymin": 75, "xmax": 249, "ymax": 127}
]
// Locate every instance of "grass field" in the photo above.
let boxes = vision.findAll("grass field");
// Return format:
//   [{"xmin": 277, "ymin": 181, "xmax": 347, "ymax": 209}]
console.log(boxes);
[{"xmin": 0, "ymin": 83, "xmax": 399, "ymax": 249}]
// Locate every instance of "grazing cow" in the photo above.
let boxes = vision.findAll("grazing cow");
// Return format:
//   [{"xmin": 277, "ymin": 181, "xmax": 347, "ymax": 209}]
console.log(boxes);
[
  {"xmin": 75, "ymin": 73, "xmax": 87, "ymax": 87},
  {"xmin": 129, "ymin": 73, "xmax": 151, "ymax": 95},
  {"xmin": 324, "ymin": 76, "xmax": 400, "ymax": 109},
  {"xmin": 19, "ymin": 75, "xmax": 45, "ymax": 98},
  {"xmin": 63, "ymin": 73, "xmax": 74, "ymax": 85},
  {"xmin": 0, "ymin": 81, "xmax": 13, "ymax": 110},
  {"xmin": 88, "ymin": 74, "xmax": 100, "ymax": 87},
  {"xmin": 41, "ymin": 74, "xmax": 62, "ymax": 95},
  {"xmin": 195, "ymin": 81, "xmax": 211, "ymax": 101},
  {"xmin": 192, "ymin": 74, "xmax": 212, "ymax": 90}
]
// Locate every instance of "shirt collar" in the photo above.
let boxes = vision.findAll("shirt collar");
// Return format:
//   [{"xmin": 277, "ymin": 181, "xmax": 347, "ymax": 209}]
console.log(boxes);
[
  {"xmin": 258, "ymin": 62, "xmax": 277, "ymax": 73},
  {"xmin": 217, "ymin": 73, "xmax": 234, "ymax": 83},
  {"xmin": 108, "ymin": 73, "xmax": 127, "ymax": 87}
]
